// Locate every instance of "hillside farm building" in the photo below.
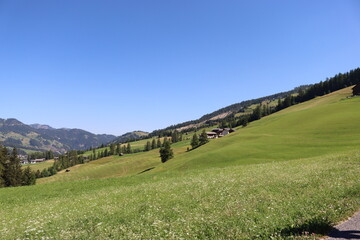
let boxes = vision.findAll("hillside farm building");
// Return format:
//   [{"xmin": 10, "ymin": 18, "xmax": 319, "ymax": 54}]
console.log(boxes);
[{"xmin": 206, "ymin": 128, "xmax": 236, "ymax": 139}]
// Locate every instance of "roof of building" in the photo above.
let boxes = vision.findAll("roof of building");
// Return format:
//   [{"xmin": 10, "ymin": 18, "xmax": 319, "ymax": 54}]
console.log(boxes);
[{"xmin": 206, "ymin": 132, "xmax": 217, "ymax": 135}]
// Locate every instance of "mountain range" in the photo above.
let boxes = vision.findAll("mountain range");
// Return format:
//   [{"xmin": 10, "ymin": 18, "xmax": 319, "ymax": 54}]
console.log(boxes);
[{"xmin": 0, "ymin": 118, "xmax": 116, "ymax": 153}]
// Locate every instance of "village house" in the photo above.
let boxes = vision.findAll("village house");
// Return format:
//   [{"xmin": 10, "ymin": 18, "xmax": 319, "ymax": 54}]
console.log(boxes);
[
  {"xmin": 30, "ymin": 158, "xmax": 46, "ymax": 164},
  {"xmin": 206, "ymin": 128, "xmax": 236, "ymax": 139},
  {"xmin": 206, "ymin": 132, "xmax": 218, "ymax": 139},
  {"xmin": 20, "ymin": 160, "xmax": 29, "ymax": 165}
]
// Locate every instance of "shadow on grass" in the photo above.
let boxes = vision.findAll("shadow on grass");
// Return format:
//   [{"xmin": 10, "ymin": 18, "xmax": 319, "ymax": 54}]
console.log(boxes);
[
  {"xmin": 279, "ymin": 217, "xmax": 333, "ymax": 237},
  {"xmin": 138, "ymin": 167, "xmax": 155, "ymax": 174}
]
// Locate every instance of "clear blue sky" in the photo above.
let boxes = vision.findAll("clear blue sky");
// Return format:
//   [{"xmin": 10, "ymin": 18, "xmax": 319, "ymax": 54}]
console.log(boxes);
[{"xmin": 0, "ymin": 0, "xmax": 359, "ymax": 136}]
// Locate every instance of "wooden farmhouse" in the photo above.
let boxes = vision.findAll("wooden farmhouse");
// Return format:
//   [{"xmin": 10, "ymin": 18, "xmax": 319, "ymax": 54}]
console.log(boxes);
[{"xmin": 206, "ymin": 128, "xmax": 236, "ymax": 139}]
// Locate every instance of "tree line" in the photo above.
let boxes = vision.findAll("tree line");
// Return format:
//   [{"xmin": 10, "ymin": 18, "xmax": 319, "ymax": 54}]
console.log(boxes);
[
  {"xmin": 144, "ymin": 132, "xmax": 183, "ymax": 152},
  {"xmin": 0, "ymin": 146, "xmax": 36, "ymax": 188},
  {"xmin": 216, "ymin": 67, "xmax": 360, "ymax": 129}
]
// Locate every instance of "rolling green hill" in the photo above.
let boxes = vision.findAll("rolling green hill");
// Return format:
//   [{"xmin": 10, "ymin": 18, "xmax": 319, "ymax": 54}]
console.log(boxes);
[
  {"xmin": 109, "ymin": 130, "xmax": 149, "ymax": 144},
  {"xmin": 0, "ymin": 87, "xmax": 359, "ymax": 239},
  {"xmin": 39, "ymin": 86, "xmax": 360, "ymax": 183}
]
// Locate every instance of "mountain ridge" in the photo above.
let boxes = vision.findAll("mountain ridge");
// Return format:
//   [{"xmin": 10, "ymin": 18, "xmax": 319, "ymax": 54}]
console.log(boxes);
[{"xmin": 0, "ymin": 118, "xmax": 116, "ymax": 153}]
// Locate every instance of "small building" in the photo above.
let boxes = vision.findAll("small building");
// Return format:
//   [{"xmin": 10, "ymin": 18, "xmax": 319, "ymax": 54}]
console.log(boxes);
[
  {"xmin": 219, "ymin": 130, "xmax": 230, "ymax": 137},
  {"xmin": 211, "ymin": 128, "xmax": 224, "ymax": 134},
  {"xmin": 31, "ymin": 158, "xmax": 46, "ymax": 164},
  {"xmin": 353, "ymin": 83, "xmax": 360, "ymax": 96},
  {"xmin": 224, "ymin": 128, "xmax": 237, "ymax": 133},
  {"xmin": 206, "ymin": 132, "xmax": 218, "ymax": 139},
  {"xmin": 207, "ymin": 128, "xmax": 236, "ymax": 138}
]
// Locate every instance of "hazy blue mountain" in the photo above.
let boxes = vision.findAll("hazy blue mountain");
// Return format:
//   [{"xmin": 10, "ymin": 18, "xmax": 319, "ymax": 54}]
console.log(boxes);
[{"xmin": 0, "ymin": 118, "xmax": 116, "ymax": 153}]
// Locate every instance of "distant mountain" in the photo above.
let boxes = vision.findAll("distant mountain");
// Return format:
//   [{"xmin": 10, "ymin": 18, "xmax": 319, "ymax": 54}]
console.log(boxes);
[
  {"xmin": 0, "ymin": 118, "xmax": 116, "ymax": 153},
  {"xmin": 110, "ymin": 131, "xmax": 149, "ymax": 144},
  {"xmin": 30, "ymin": 124, "xmax": 54, "ymax": 130}
]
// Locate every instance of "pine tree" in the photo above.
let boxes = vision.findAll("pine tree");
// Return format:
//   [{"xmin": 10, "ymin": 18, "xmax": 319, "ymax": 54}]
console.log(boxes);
[
  {"xmin": 35, "ymin": 170, "xmax": 41, "ymax": 178},
  {"xmin": 4, "ymin": 148, "xmax": 23, "ymax": 187},
  {"xmin": 109, "ymin": 144, "xmax": 115, "ymax": 155},
  {"xmin": 191, "ymin": 133, "xmax": 199, "ymax": 149},
  {"xmin": 116, "ymin": 143, "xmax": 121, "ymax": 155},
  {"xmin": 157, "ymin": 138, "xmax": 162, "ymax": 148},
  {"xmin": 144, "ymin": 141, "xmax": 151, "ymax": 151},
  {"xmin": 199, "ymin": 130, "xmax": 209, "ymax": 145},
  {"xmin": 250, "ymin": 105, "xmax": 262, "ymax": 121},
  {"xmin": 242, "ymin": 118, "xmax": 248, "ymax": 127},
  {"xmin": 126, "ymin": 143, "xmax": 131, "ymax": 154},
  {"xmin": 159, "ymin": 141, "xmax": 173, "ymax": 163},
  {"xmin": 162, "ymin": 137, "xmax": 168, "ymax": 147},
  {"xmin": 0, "ymin": 145, "xmax": 7, "ymax": 187},
  {"xmin": 172, "ymin": 131, "xmax": 179, "ymax": 143},
  {"xmin": 104, "ymin": 148, "xmax": 109, "ymax": 157},
  {"xmin": 151, "ymin": 139, "xmax": 156, "ymax": 149},
  {"xmin": 22, "ymin": 166, "xmax": 36, "ymax": 186}
]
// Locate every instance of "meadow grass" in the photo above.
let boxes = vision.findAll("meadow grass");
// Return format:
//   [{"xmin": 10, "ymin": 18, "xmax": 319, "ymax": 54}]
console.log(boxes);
[
  {"xmin": 0, "ymin": 151, "xmax": 359, "ymax": 239},
  {"xmin": 23, "ymin": 160, "xmax": 55, "ymax": 172},
  {"xmin": 0, "ymin": 87, "xmax": 359, "ymax": 239}
]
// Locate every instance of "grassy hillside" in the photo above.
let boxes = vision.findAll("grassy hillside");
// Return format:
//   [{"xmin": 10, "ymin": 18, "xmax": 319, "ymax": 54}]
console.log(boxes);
[
  {"xmin": 155, "ymin": 87, "xmax": 360, "ymax": 172},
  {"xmin": 41, "ymin": 86, "xmax": 360, "ymax": 183},
  {"xmin": 0, "ymin": 87, "xmax": 359, "ymax": 239},
  {"xmin": 25, "ymin": 160, "xmax": 55, "ymax": 172}
]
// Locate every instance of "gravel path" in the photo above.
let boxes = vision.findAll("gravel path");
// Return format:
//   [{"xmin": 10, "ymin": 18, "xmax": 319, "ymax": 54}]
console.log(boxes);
[{"xmin": 324, "ymin": 211, "xmax": 360, "ymax": 240}]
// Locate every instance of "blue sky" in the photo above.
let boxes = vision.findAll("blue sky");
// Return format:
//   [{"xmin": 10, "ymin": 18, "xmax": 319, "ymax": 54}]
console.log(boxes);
[{"xmin": 0, "ymin": 0, "xmax": 359, "ymax": 136}]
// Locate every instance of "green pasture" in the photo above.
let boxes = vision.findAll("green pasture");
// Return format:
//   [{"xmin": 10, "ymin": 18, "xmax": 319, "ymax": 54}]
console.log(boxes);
[
  {"xmin": 0, "ymin": 151, "xmax": 359, "ymax": 239},
  {"xmin": 0, "ymin": 87, "xmax": 359, "ymax": 239},
  {"xmin": 23, "ymin": 160, "xmax": 55, "ymax": 172}
]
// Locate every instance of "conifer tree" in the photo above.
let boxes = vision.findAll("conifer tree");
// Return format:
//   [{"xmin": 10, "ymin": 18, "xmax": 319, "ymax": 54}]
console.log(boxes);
[
  {"xmin": 162, "ymin": 137, "xmax": 168, "ymax": 147},
  {"xmin": 109, "ymin": 144, "xmax": 115, "ymax": 155},
  {"xmin": 157, "ymin": 138, "xmax": 162, "ymax": 148},
  {"xmin": 0, "ymin": 145, "xmax": 7, "ymax": 187},
  {"xmin": 199, "ymin": 130, "xmax": 209, "ymax": 145},
  {"xmin": 144, "ymin": 141, "xmax": 151, "ymax": 151},
  {"xmin": 116, "ymin": 143, "xmax": 121, "ymax": 155},
  {"xmin": 159, "ymin": 140, "xmax": 173, "ymax": 163},
  {"xmin": 151, "ymin": 139, "xmax": 156, "ymax": 149},
  {"xmin": 22, "ymin": 166, "xmax": 36, "ymax": 186},
  {"xmin": 250, "ymin": 105, "xmax": 262, "ymax": 121},
  {"xmin": 191, "ymin": 133, "xmax": 199, "ymax": 149},
  {"xmin": 4, "ymin": 148, "xmax": 23, "ymax": 187},
  {"xmin": 126, "ymin": 143, "xmax": 131, "ymax": 154}
]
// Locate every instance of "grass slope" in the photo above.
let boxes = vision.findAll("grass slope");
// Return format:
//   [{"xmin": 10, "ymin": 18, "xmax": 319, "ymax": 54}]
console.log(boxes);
[
  {"xmin": 0, "ymin": 87, "xmax": 359, "ymax": 239},
  {"xmin": 155, "ymin": 87, "xmax": 360, "ymax": 172},
  {"xmin": 0, "ymin": 152, "xmax": 359, "ymax": 239},
  {"xmin": 24, "ymin": 160, "xmax": 55, "ymax": 172}
]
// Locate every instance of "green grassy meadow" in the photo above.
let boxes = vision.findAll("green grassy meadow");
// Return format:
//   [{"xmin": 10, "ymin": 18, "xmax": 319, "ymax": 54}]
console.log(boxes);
[
  {"xmin": 23, "ymin": 160, "xmax": 55, "ymax": 172},
  {"xmin": 0, "ymin": 87, "xmax": 359, "ymax": 239}
]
